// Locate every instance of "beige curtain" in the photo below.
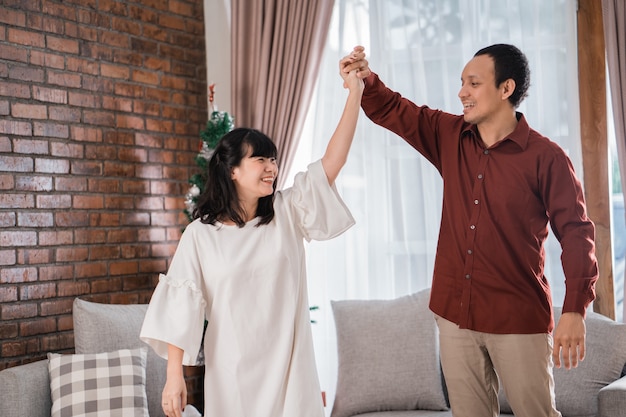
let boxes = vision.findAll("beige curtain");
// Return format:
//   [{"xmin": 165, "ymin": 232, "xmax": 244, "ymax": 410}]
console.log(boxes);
[
  {"xmin": 231, "ymin": 0, "xmax": 334, "ymax": 188},
  {"xmin": 603, "ymin": 0, "xmax": 626, "ymax": 204}
]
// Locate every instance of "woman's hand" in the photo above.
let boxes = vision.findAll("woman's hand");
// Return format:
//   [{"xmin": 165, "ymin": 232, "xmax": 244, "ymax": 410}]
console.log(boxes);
[
  {"xmin": 339, "ymin": 45, "xmax": 371, "ymax": 88},
  {"xmin": 162, "ymin": 344, "xmax": 187, "ymax": 417}
]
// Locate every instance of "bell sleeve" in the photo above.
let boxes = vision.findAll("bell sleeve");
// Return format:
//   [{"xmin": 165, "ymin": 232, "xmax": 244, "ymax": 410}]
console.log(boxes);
[
  {"xmin": 140, "ymin": 223, "xmax": 207, "ymax": 366},
  {"xmin": 289, "ymin": 159, "xmax": 356, "ymax": 241}
]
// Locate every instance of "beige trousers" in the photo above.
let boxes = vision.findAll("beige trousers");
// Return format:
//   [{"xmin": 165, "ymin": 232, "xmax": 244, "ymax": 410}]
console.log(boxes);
[{"xmin": 435, "ymin": 315, "xmax": 561, "ymax": 417}]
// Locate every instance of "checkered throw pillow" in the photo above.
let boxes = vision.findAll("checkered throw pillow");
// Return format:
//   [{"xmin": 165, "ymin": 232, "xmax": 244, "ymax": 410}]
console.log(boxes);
[{"xmin": 47, "ymin": 348, "xmax": 149, "ymax": 417}]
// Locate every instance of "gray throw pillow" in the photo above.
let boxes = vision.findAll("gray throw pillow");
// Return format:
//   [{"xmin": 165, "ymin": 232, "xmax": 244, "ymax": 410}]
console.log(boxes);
[
  {"xmin": 73, "ymin": 298, "xmax": 167, "ymax": 417},
  {"xmin": 330, "ymin": 288, "xmax": 448, "ymax": 417},
  {"xmin": 499, "ymin": 307, "xmax": 626, "ymax": 417}
]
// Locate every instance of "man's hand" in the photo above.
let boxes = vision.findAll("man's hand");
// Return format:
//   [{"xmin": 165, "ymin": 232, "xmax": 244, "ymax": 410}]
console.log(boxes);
[
  {"xmin": 553, "ymin": 312, "xmax": 586, "ymax": 369},
  {"xmin": 339, "ymin": 45, "xmax": 371, "ymax": 87}
]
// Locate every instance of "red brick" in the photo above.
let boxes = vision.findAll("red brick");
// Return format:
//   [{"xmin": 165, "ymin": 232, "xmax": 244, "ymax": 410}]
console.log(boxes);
[
  {"xmin": 0, "ymin": 44, "xmax": 29, "ymax": 63},
  {"xmin": 101, "ymin": 62, "xmax": 130, "ymax": 79},
  {"xmin": 55, "ymin": 247, "xmax": 88, "ymax": 263},
  {"xmin": 45, "ymin": 35, "xmax": 79, "ymax": 54},
  {"xmin": 39, "ymin": 264, "xmax": 73, "ymax": 281},
  {"xmin": 20, "ymin": 317, "xmax": 57, "ymax": 336},
  {"xmin": 136, "ymin": 164, "xmax": 161, "ymax": 179},
  {"xmin": 104, "ymin": 131, "xmax": 134, "ymax": 146},
  {"xmin": 83, "ymin": 110, "xmax": 115, "ymax": 126},
  {"xmin": 49, "ymin": 106, "xmax": 81, "ymax": 122},
  {"xmin": 74, "ymin": 262, "xmax": 107, "ymax": 279},
  {"xmin": 138, "ymin": 258, "xmax": 166, "ymax": 273},
  {"xmin": 103, "ymin": 161, "xmax": 134, "ymax": 177},
  {"xmin": 87, "ymin": 178, "xmax": 120, "ymax": 193},
  {"xmin": 17, "ymin": 212, "xmax": 54, "ymax": 227},
  {"xmin": 0, "ymin": 155, "xmax": 34, "ymax": 172},
  {"xmin": 37, "ymin": 230, "xmax": 73, "ymax": 246},
  {"xmin": 82, "ymin": 75, "xmax": 114, "ymax": 93},
  {"xmin": 70, "ymin": 160, "xmax": 103, "ymax": 176},
  {"xmin": 103, "ymin": 95, "xmax": 133, "ymax": 112},
  {"xmin": 129, "ymin": 5, "xmax": 158, "ymax": 23},
  {"xmin": 91, "ymin": 277, "xmax": 122, "ymax": 293},
  {"xmin": 57, "ymin": 315, "xmax": 73, "ymax": 331},
  {"xmin": 138, "ymin": 227, "xmax": 166, "ymax": 242},
  {"xmin": 163, "ymin": 165, "xmax": 189, "ymax": 181},
  {"xmin": 28, "ymin": 61, "xmax": 62, "ymax": 90},
  {"xmin": 68, "ymin": 91, "xmax": 98, "ymax": 108},
  {"xmin": 9, "ymin": 65, "xmax": 45, "ymax": 82},
  {"xmin": 42, "ymin": 16, "xmax": 65, "ymax": 35},
  {"xmin": 90, "ymin": 245, "xmax": 121, "ymax": 261},
  {"xmin": 1, "ymin": 341, "xmax": 27, "ymax": 357},
  {"xmin": 151, "ymin": 212, "xmax": 179, "ymax": 226},
  {"xmin": 66, "ymin": 56, "xmax": 99, "ymax": 74},
  {"xmin": 0, "ymin": 8, "xmax": 26, "ymax": 27},
  {"xmin": 111, "ymin": 16, "xmax": 142, "ymax": 36},
  {"xmin": 104, "ymin": 196, "xmax": 134, "ymax": 210},
  {"xmin": 57, "ymin": 280, "xmax": 90, "ymax": 297},
  {"xmin": 120, "ymin": 244, "xmax": 150, "ymax": 259},
  {"xmin": 0, "ymin": 213, "xmax": 16, "ymax": 227},
  {"xmin": 41, "ymin": 332, "xmax": 73, "ymax": 352},
  {"xmin": 53, "ymin": 174, "xmax": 87, "ymax": 190},
  {"xmin": 40, "ymin": 298, "xmax": 74, "ymax": 316},
  {"xmin": 143, "ymin": 56, "xmax": 171, "ymax": 71},
  {"xmin": 107, "ymin": 229, "xmax": 137, "ymax": 243},
  {"xmin": 15, "ymin": 175, "xmax": 53, "ymax": 191},
  {"xmin": 122, "ymin": 180, "xmax": 150, "ymax": 194},
  {"xmin": 0, "ymin": 120, "xmax": 33, "ymax": 136},
  {"xmin": 51, "ymin": 142, "xmax": 84, "ymax": 159},
  {"xmin": 8, "ymin": 28, "xmax": 45, "ymax": 47},
  {"xmin": 89, "ymin": 213, "xmax": 120, "ymax": 227},
  {"xmin": 0, "ymin": 174, "xmax": 14, "ymax": 189},
  {"xmin": 11, "ymin": 103, "xmax": 47, "ymax": 119},
  {"xmin": 33, "ymin": 122, "xmax": 69, "ymax": 138},
  {"xmin": 36, "ymin": 194, "xmax": 71, "ymax": 209},
  {"xmin": 121, "ymin": 212, "xmax": 150, "ymax": 226},
  {"xmin": 47, "ymin": 70, "xmax": 81, "ymax": 88},
  {"xmin": 146, "ymin": 118, "xmax": 173, "ymax": 133},
  {"xmin": 17, "ymin": 248, "xmax": 52, "ymax": 265},
  {"xmin": 0, "ymin": 231, "xmax": 37, "ymax": 247},
  {"xmin": 55, "ymin": 211, "xmax": 89, "ymax": 227},
  {"xmin": 116, "ymin": 114, "xmax": 145, "ymax": 130},
  {"xmin": 1, "ymin": 302, "xmax": 38, "ymax": 320},
  {"xmin": 121, "ymin": 274, "xmax": 153, "ymax": 290},
  {"xmin": 14, "ymin": 139, "xmax": 51, "ymax": 158},
  {"xmin": 20, "ymin": 283, "xmax": 56, "ymax": 300},
  {"xmin": 0, "ymin": 249, "xmax": 17, "ymax": 265},
  {"xmin": 151, "ymin": 242, "xmax": 178, "ymax": 257},
  {"xmin": 73, "ymin": 195, "xmax": 104, "ymax": 209},
  {"xmin": 74, "ymin": 229, "xmax": 106, "ymax": 244},
  {"xmin": 133, "ymin": 100, "xmax": 160, "ymax": 116},
  {"xmin": 0, "ymin": 322, "xmax": 18, "ymax": 339},
  {"xmin": 0, "ymin": 286, "xmax": 18, "ymax": 302},
  {"xmin": 30, "ymin": 50, "xmax": 65, "ymax": 69},
  {"xmin": 0, "ymin": 80, "xmax": 31, "ymax": 99},
  {"xmin": 110, "ymin": 292, "xmax": 140, "ymax": 304},
  {"xmin": 165, "ymin": 196, "xmax": 185, "ymax": 210},
  {"xmin": 70, "ymin": 126, "xmax": 104, "ymax": 142},
  {"xmin": 35, "ymin": 157, "xmax": 70, "ymax": 173}
]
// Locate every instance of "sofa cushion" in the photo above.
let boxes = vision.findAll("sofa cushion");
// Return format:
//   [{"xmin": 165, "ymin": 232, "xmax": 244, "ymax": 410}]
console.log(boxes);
[
  {"xmin": 498, "ymin": 307, "xmax": 626, "ymax": 417},
  {"xmin": 48, "ymin": 348, "xmax": 149, "ymax": 417},
  {"xmin": 330, "ymin": 288, "xmax": 448, "ymax": 417},
  {"xmin": 73, "ymin": 298, "xmax": 167, "ymax": 417}
]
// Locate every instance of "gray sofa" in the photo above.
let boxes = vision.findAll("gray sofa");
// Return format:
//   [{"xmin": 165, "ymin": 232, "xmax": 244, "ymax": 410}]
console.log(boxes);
[
  {"xmin": 330, "ymin": 288, "xmax": 626, "ymax": 417},
  {"xmin": 0, "ymin": 299, "xmax": 200, "ymax": 417}
]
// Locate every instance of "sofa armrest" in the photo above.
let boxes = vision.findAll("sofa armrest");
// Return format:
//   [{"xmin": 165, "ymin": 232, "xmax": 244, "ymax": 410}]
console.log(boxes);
[
  {"xmin": 0, "ymin": 359, "xmax": 51, "ymax": 417},
  {"xmin": 598, "ymin": 375, "xmax": 626, "ymax": 417}
]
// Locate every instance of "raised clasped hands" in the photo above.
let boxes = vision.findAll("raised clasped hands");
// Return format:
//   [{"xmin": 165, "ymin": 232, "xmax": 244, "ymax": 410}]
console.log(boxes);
[{"xmin": 339, "ymin": 45, "xmax": 371, "ymax": 89}]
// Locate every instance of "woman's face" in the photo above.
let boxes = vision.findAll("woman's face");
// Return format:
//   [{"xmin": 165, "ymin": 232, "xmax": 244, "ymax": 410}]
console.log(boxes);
[{"xmin": 231, "ymin": 146, "xmax": 278, "ymax": 201}]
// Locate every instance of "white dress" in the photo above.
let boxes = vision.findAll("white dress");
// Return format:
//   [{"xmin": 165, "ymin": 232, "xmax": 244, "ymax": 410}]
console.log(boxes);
[{"xmin": 140, "ymin": 160, "xmax": 355, "ymax": 417}]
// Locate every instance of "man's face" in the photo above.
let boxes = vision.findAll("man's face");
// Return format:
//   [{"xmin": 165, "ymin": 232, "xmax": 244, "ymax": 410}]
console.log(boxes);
[{"xmin": 458, "ymin": 54, "xmax": 510, "ymax": 125}]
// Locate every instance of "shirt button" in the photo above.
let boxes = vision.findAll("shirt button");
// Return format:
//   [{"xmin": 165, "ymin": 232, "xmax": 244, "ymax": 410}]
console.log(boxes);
[
  {"xmin": 470, "ymin": 225, "xmax": 475, "ymax": 229},
  {"xmin": 484, "ymin": 150, "xmax": 489, "ymax": 155},
  {"xmin": 465, "ymin": 274, "xmax": 471, "ymax": 279},
  {"xmin": 477, "ymin": 174, "xmax": 483, "ymax": 179},
  {"xmin": 467, "ymin": 249, "xmax": 473, "ymax": 254},
  {"xmin": 474, "ymin": 199, "xmax": 479, "ymax": 204}
]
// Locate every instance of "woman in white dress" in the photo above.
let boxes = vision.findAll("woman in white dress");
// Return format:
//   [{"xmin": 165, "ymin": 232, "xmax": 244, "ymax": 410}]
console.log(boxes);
[{"xmin": 140, "ymin": 52, "xmax": 366, "ymax": 417}]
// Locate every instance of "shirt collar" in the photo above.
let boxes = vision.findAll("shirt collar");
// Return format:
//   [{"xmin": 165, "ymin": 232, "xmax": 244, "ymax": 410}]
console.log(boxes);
[{"xmin": 461, "ymin": 112, "xmax": 531, "ymax": 150}]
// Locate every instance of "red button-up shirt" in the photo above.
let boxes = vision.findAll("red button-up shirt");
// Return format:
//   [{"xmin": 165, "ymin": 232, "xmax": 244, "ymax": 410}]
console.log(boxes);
[{"xmin": 361, "ymin": 73, "xmax": 598, "ymax": 334}]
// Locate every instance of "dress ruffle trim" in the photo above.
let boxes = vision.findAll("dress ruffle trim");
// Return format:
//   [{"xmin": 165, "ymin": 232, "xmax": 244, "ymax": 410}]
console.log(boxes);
[{"xmin": 159, "ymin": 273, "xmax": 202, "ymax": 294}]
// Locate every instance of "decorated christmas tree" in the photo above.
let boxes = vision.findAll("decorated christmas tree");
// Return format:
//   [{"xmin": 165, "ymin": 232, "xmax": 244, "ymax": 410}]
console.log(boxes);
[{"xmin": 184, "ymin": 84, "xmax": 235, "ymax": 221}]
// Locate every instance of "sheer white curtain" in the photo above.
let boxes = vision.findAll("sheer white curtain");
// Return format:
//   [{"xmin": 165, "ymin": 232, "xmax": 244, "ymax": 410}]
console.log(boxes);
[{"xmin": 285, "ymin": 0, "xmax": 581, "ymax": 410}]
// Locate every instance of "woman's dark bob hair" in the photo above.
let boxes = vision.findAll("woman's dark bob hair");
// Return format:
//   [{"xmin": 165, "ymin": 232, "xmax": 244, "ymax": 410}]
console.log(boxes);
[{"xmin": 193, "ymin": 127, "xmax": 278, "ymax": 227}]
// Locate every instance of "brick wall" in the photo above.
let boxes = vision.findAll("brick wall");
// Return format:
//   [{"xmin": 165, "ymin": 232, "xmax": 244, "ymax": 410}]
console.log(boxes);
[{"xmin": 0, "ymin": 0, "xmax": 207, "ymax": 409}]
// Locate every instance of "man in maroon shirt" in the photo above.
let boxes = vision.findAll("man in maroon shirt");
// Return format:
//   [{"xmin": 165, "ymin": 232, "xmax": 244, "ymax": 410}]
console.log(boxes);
[{"xmin": 341, "ymin": 44, "xmax": 598, "ymax": 417}]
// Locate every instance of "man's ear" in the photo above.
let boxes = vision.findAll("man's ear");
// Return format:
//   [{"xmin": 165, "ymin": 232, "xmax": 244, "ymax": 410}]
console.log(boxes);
[{"xmin": 501, "ymin": 78, "xmax": 516, "ymax": 101}]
